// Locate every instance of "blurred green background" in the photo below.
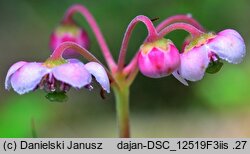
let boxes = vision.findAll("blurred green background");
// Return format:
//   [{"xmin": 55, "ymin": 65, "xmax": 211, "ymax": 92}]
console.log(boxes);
[{"xmin": 0, "ymin": 0, "xmax": 250, "ymax": 137}]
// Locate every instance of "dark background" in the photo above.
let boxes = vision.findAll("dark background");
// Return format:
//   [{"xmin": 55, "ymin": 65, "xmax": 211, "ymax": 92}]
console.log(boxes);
[{"xmin": 0, "ymin": 0, "xmax": 249, "ymax": 137}]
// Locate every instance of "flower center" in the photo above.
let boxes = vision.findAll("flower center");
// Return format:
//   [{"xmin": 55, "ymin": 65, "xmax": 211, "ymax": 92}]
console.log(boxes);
[
  {"xmin": 39, "ymin": 74, "xmax": 71, "ymax": 93},
  {"xmin": 43, "ymin": 58, "xmax": 67, "ymax": 68}
]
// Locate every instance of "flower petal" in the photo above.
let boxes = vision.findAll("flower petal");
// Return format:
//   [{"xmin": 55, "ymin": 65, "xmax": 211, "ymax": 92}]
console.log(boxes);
[
  {"xmin": 208, "ymin": 29, "xmax": 246, "ymax": 64},
  {"xmin": 179, "ymin": 46, "xmax": 210, "ymax": 81},
  {"xmin": 219, "ymin": 29, "xmax": 244, "ymax": 41},
  {"xmin": 5, "ymin": 61, "xmax": 27, "ymax": 90},
  {"xmin": 138, "ymin": 51, "xmax": 159, "ymax": 78},
  {"xmin": 84, "ymin": 62, "xmax": 110, "ymax": 93},
  {"xmin": 67, "ymin": 58, "xmax": 82, "ymax": 63},
  {"xmin": 52, "ymin": 61, "xmax": 92, "ymax": 88},
  {"xmin": 10, "ymin": 62, "xmax": 49, "ymax": 94},
  {"xmin": 172, "ymin": 71, "xmax": 189, "ymax": 86}
]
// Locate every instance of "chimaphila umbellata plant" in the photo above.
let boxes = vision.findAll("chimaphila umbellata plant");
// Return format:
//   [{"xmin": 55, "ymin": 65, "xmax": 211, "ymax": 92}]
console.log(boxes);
[{"xmin": 5, "ymin": 4, "xmax": 246, "ymax": 138}]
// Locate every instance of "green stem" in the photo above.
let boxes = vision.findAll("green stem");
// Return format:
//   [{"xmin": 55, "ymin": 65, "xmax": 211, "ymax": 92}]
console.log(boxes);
[{"xmin": 113, "ymin": 79, "xmax": 130, "ymax": 138}]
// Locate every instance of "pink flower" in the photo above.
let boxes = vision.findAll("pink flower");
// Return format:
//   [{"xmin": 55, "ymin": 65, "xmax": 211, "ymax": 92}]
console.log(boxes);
[
  {"xmin": 173, "ymin": 29, "xmax": 246, "ymax": 85},
  {"xmin": 50, "ymin": 24, "xmax": 90, "ymax": 58},
  {"xmin": 5, "ymin": 59, "xmax": 110, "ymax": 95},
  {"xmin": 138, "ymin": 38, "xmax": 180, "ymax": 78},
  {"xmin": 208, "ymin": 29, "xmax": 245, "ymax": 64}
]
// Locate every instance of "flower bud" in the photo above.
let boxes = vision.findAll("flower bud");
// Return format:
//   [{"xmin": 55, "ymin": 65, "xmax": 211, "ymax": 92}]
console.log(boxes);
[
  {"xmin": 50, "ymin": 24, "xmax": 90, "ymax": 58},
  {"xmin": 138, "ymin": 38, "xmax": 180, "ymax": 78}
]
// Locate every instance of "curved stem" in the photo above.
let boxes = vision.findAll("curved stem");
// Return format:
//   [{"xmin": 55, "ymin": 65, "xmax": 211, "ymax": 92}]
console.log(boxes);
[
  {"xmin": 123, "ymin": 53, "xmax": 139, "ymax": 86},
  {"xmin": 117, "ymin": 15, "xmax": 159, "ymax": 72},
  {"xmin": 50, "ymin": 42, "xmax": 115, "ymax": 83},
  {"xmin": 126, "ymin": 67, "xmax": 139, "ymax": 86},
  {"xmin": 159, "ymin": 22, "xmax": 204, "ymax": 38},
  {"xmin": 123, "ymin": 52, "xmax": 139, "ymax": 75},
  {"xmin": 51, "ymin": 42, "xmax": 100, "ymax": 62},
  {"xmin": 156, "ymin": 14, "xmax": 205, "ymax": 32},
  {"xmin": 63, "ymin": 4, "xmax": 116, "ymax": 71}
]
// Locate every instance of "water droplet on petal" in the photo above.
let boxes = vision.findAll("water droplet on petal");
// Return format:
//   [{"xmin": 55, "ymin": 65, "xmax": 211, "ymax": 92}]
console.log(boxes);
[
  {"xmin": 51, "ymin": 88, "xmax": 56, "ymax": 92},
  {"xmin": 85, "ymin": 84, "xmax": 93, "ymax": 91}
]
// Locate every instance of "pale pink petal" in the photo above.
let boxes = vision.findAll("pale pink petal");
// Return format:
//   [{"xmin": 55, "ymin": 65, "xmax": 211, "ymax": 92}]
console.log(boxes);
[
  {"xmin": 208, "ymin": 29, "xmax": 246, "ymax": 64},
  {"xmin": 10, "ymin": 62, "xmax": 50, "ymax": 94},
  {"xmin": 179, "ymin": 46, "xmax": 210, "ymax": 81},
  {"xmin": 52, "ymin": 62, "xmax": 92, "ymax": 88},
  {"xmin": 84, "ymin": 62, "xmax": 110, "ymax": 93},
  {"xmin": 5, "ymin": 61, "xmax": 27, "ymax": 90},
  {"xmin": 67, "ymin": 58, "xmax": 82, "ymax": 63},
  {"xmin": 172, "ymin": 71, "xmax": 189, "ymax": 86}
]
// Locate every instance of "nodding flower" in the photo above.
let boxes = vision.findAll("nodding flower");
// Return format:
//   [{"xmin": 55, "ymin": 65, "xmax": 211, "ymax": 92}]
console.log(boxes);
[
  {"xmin": 173, "ymin": 29, "xmax": 246, "ymax": 85},
  {"xmin": 138, "ymin": 38, "xmax": 180, "ymax": 78},
  {"xmin": 50, "ymin": 24, "xmax": 90, "ymax": 58},
  {"xmin": 5, "ymin": 58, "xmax": 110, "ymax": 95}
]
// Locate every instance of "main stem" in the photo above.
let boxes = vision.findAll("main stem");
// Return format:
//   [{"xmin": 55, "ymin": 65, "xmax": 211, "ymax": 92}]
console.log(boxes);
[{"xmin": 113, "ymin": 75, "xmax": 130, "ymax": 138}]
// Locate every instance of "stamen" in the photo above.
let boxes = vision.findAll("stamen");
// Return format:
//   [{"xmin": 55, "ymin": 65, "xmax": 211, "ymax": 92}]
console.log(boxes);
[
  {"xmin": 100, "ymin": 88, "xmax": 106, "ymax": 99},
  {"xmin": 209, "ymin": 52, "xmax": 219, "ymax": 62},
  {"xmin": 85, "ymin": 84, "xmax": 93, "ymax": 91},
  {"xmin": 60, "ymin": 83, "xmax": 71, "ymax": 92}
]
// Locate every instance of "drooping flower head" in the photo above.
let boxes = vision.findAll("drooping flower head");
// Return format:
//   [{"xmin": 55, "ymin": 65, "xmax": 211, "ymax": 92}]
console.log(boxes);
[
  {"xmin": 50, "ymin": 24, "xmax": 90, "ymax": 58},
  {"xmin": 5, "ymin": 57, "xmax": 110, "ymax": 101},
  {"xmin": 138, "ymin": 38, "xmax": 180, "ymax": 78},
  {"xmin": 173, "ymin": 29, "xmax": 246, "ymax": 85}
]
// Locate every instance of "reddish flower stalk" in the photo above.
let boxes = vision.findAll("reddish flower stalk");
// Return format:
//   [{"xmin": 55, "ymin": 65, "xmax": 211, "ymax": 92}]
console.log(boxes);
[
  {"xmin": 51, "ymin": 42, "xmax": 100, "ymax": 62},
  {"xmin": 123, "ymin": 52, "xmax": 139, "ymax": 75},
  {"xmin": 158, "ymin": 22, "xmax": 204, "ymax": 38},
  {"xmin": 156, "ymin": 14, "xmax": 205, "ymax": 32},
  {"xmin": 117, "ymin": 15, "xmax": 159, "ymax": 72},
  {"xmin": 62, "ymin": 4, "xmax": 116, "ymax": 71},
  {"xmin": 50, "ymin": 42, "xmax": 115, "ymax": 83}
]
